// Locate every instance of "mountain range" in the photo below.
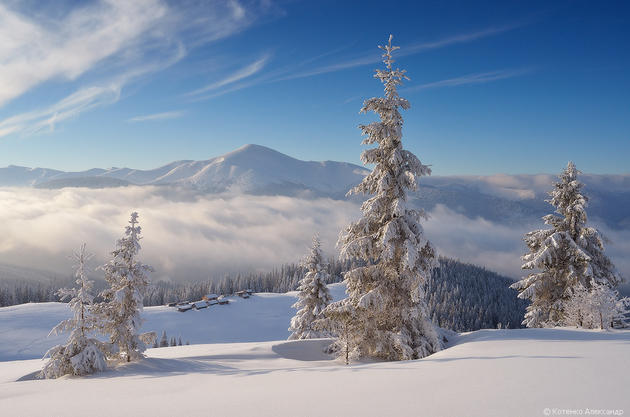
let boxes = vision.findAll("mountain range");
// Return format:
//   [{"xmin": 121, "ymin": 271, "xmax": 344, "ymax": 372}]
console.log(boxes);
[
  {"xmin": 1, "ymin": 144, "xmax": 629, "ymax": 229},
  {"xmin": 0, "ymin": 144, "xmax": 369, "ymax": 195}
]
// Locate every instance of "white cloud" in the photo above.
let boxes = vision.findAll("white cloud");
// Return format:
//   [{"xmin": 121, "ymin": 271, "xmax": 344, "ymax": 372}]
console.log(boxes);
[
  {"xmin": 0, "ymin": 0, "xmax": 167, "ymax": 107},
  {"xmin": 0, "ymin": 187, "xmax": 626, "ymax": 289},
  {"xmin": 0, "ymin": 0, "xmax": 267, "ymax": 136},
  {"xmin": 0, "ymin": 187, "xmax": 358, "ymax": 281}
]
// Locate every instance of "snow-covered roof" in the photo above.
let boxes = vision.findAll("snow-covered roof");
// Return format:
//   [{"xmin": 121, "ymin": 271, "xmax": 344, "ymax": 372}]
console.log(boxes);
[
  {"xmin": 203, "ymin": 293, "xmax": 219, "ymax": 300},
  {"xmin": 192, "ymin": 301, "xmax": 208, "ymax": 308}
]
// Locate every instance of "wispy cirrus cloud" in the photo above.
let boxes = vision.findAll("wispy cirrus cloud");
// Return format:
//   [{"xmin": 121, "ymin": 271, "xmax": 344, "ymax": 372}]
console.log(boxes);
[
  {"xmin": 404, "ymin": 68, "xmax": 533, "ymax": 92},
  {"xmin": 276, "ymin": 23, "xmax": 525, "ymax": 82},
  {"xmin": 128, "ymin": 110, "xmax": 186, "ymax": 123},
  {"xmin": 188, "ymin": 22, "xmax": 530, "ymax": 103},
  {"xmin": 0, "ymin": 0, "xmax": 167, "ymax": 107},
  {"xmin": 0, "ymin": 42, "xmax": 186, "ymax": 138},
  {"xmin": 0, "ymin": 0, "xmax": 269, "ymax": 136},
  {"xmin": 0, "ymin": 84, "xmax": 122, "ymax": 138},
  {"xmin": 185, "ymin": 55, "xmax": 270, "ymax": 98}
]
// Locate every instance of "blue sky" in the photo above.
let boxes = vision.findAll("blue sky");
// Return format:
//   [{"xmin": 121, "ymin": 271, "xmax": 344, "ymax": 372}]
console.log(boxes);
[{"xmin": 0, "ymin": 0, "xmax": 628, "ymax": 175}]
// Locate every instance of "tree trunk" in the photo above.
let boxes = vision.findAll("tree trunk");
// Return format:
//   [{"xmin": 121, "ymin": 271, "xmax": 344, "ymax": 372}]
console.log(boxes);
[{"xmin": 344, "ymin": 322, "xmax": 349, "ymax": 365}]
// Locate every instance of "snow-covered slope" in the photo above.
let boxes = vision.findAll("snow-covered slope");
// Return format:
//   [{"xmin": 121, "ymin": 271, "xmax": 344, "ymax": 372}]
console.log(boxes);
[
  {"xmin": 1, "ymin": 329, "xmax": 628, "ymax": 417},
  {"xmin": 0, "ymin": 283, "xmax": 348, "ymax": 362}
]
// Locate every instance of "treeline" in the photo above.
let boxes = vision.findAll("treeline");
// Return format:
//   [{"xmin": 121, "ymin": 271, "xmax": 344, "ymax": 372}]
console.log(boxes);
[
  {"xmin": 0, "ymin": 259, "xmax": 355, "ymax": 308},
  {"xmin": 142, "ymin": 258, "xmax": 357, "ymax": 306},
  {"xmin": 0, "ymin": 278, "xmax": 73, "ymax": 307},
  {"xmin": 0, "ymin": 257, "xmax": 527, "ymax": 332}
]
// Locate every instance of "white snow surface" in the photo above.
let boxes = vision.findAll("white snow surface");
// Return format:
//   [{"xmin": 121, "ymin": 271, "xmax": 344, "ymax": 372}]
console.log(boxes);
[
  {"xmin": 1, "ymin": 329, "xmax": 628, "ymax": 417},
  {"xmin": 1, "ymin": 283, "xmax": 629, "ymax": 416}
]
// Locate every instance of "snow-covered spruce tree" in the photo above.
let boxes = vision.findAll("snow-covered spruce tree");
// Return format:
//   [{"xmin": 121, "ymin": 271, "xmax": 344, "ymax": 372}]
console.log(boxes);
[
  {"xmin": 288, "ymin": 235, "xmax": 332, "ymax": 340},
  {"xmin": 323, "ymin": 35, "xmax": 440, "ymax": 361},
  {"xmin": 511, "ymin": 162, "xmax": 622, "ymax": 327},
  {"xmin": 41, "ymin": 244, "xmax": 107, "ymax": 378},
  {"xmin": 97, "ymin": 212, "xmax": 155, "ymax": 362}
]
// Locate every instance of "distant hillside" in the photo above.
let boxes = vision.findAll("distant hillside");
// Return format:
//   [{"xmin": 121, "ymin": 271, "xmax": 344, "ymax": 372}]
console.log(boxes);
[{"xmin": 426, "ymin": 258, "xmax": 528, "ymax": 331}]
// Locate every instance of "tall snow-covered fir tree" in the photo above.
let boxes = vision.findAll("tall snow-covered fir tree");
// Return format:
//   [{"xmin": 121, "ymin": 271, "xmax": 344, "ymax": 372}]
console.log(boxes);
[
  {"xmin": 511, "ymin": 162, "xmax": 623, "ymax": 327},
  {"xmin": 97, "ymin": 212, "xmax": 155, "ymax": 362},
  {"xmin": 41, "ymin": 244, "xmax": 107, "ymax": 378},
  {"xmin": 324, "ymin": 35, "xmax": 440, "ymax": 361},
  {"xmin": 288, "ymin": 235, "xmax": 332, "ymax": 340}
]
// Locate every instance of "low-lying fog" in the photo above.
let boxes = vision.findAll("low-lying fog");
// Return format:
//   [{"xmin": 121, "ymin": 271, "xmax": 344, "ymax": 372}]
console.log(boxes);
[{"xmin": 0, "ymin": 186, "xmax": 628, "ymax": 287}]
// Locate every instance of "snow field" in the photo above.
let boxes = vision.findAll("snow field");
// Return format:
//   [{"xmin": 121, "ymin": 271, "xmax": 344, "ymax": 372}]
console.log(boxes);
[{"xmin": 1, "ymin": 329, "xmax": 628, "ymax": 417}]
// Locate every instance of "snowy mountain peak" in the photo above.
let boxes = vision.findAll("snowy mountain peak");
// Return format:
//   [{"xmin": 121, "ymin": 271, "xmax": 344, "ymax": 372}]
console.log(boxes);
[{"xmin": 0, "ymin": 145, "xmax": 369, "ymax": 195}]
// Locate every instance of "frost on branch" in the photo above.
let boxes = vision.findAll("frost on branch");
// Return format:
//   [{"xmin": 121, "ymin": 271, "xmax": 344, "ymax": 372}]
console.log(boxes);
[
  {"xmin": 323, "ymin": 35, "xmax": 440, "ymax": 361},
  {"xmin": 564, "ymin": 280, "xmax": 629, "ymax": 329}
]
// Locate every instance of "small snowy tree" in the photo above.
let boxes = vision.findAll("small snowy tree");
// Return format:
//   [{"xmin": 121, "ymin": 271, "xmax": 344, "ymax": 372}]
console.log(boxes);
[
  {"xmin": 511, "ymin": 162, "xmax": 622, "ymax": 327},
  {"xmin": 97, "ymin": 212, "xmax": 155, "ymax": 362},
  {"xmin": 41, "ymin": 244, "xmax": 107, "ymax": 378},
  {"xmin": 288, "ymin": 235, "xmax": 332, "ymax": 340},
  {"xmin": 315, "ymin": 299, "xmax": 360, "ymax": 365},
  {"xmin": 159, "ymin": 330, "xmax": 168, "ymax": 347},
  {"xmin": 324, "ymin": 35, "xmax": 440, "ymax": 361},
  {"xmin": 565, "ymin": 280, "xmax": 629, "ymax": 329},
  {"xmin": 563, "ymin": 283, "xmax": 590, "ymax": 328}
]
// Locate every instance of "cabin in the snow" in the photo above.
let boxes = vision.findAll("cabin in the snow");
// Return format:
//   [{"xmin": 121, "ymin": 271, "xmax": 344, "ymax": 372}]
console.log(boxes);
[
  {"xmin": 177, "ymin": 304, "xmax": 193, "ymax": 312},
  {"xmin": 236, "ymin": 290, "xmax": 249, "ymax": 299},
  {"xmin": 217, "ymin": 295, "xmax": 229, "ymax": 305},
  {"xmin": 202, "ymin": 294, "xmax": 219, "ymax": 301},
  {"xmin": 192, "ymin": 301, "xmax": 208, "ymax": 310}
]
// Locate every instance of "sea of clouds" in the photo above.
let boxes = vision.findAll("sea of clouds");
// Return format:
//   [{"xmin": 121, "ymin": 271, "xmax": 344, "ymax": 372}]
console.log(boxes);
[{"xmin": 0, "ymin": 186, "xmax": 628, "ymax": 287}]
